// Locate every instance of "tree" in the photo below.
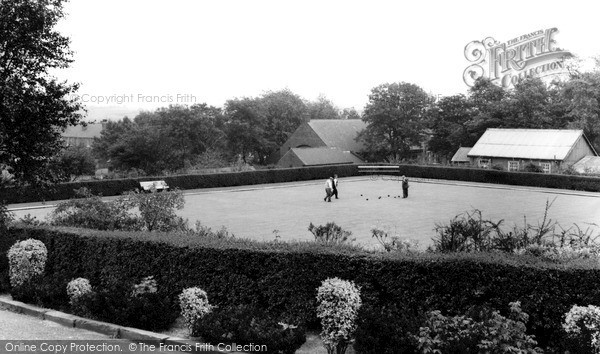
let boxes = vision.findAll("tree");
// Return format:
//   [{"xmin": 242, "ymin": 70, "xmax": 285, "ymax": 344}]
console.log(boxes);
[
  {"xmin": 359, "ymin": 82, "xmax": 433, "ymax": 161},
  {"xmin": 306, "ymin": 94, "xmax": 341, "ymax": 120},
  {"xmin": 0, "ymin": 0, "xmax": 82, "ymax": 188},
  {"xmin": 427, "ymin": 95, "xmax": 475, "ymax": 160},
  {"xmin": 558, "ymin": 61, "xmax": 600, "ymax": 151},
  {"xmin": 53, "ymin": 145, "xmax": 96, "ymax": 181},
  {"xmin": 93, "ymin": 105, "xmax": 227, "ymax": 174}
]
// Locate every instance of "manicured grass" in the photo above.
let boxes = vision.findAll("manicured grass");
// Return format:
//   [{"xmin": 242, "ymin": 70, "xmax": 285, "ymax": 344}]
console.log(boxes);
[{"xmin": 177, "ymin": 177, "xmax": 600, "ymax": 248}]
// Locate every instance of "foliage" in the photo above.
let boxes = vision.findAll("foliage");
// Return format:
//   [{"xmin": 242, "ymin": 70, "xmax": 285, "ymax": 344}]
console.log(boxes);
[
  {"xmin": 359, "ymin": 82, "xmax": 433, "ymax": 161},
  {"xmin": 50, "ymin": 187, "xmax": 188, "ymax": 232},
  {"xmin": 125, "ymin": 189, "xmax": 187, "ymax": 232},
  {"xmin": 93, "ymin": 104, "xmax": 227, "ymax": 175},
  {"xmin": 66, "ymin": 277, "xmax": 93, "ymax": 304},
  {"xmin": 66, "ymin": 277, "xmax": 93, "ymax": 317},
  {"xmin": 308, "ymin": 222, "xmax": 354, "ymax": 245},
  {"xmin": 354, "ymin": 303, "xmax": 422, "ymax": 354},
  {"xmin": 371, "ymin": 227, "xmax": 420, "ymax": 253},
  {"xmin": 5, "ymin": 163, "xmax": 600, "ymax": 205},
  {"xmin": 0, "ymin": 201, "xmax": 13, "ymax": 230},
  {"xmin": 416, "ymin": 302, "xmax": 542, "ymax": 353},
  {"xmin": 6, "ymin": 224, "xmax": 600, "ymax": 350},
  {"xmin": 53, "ymin": 145, "xmax": 96, "ymax": 181},
  {"xmin": 131, "ymin": 276, "xmax": 157, "ymax": 297},
  {"xmin": 316, "ymin": 278, "xmax": 362, "ymax": 354},
  {"xmin": 178, "ymin": 287, "xmax": 214, "ymax": 335},
  {"xmin": 0, "ymin": 0, "xmax": 83, "ymax": 187},
  {"xmin": 195, "ymin": 304, "xmax": 306, "ymax": 354},
  {"xmin": 563, "ymin": 304, "xmax": 600, "ymax": 353},
  {"xmin": 523, "ymin": 162, "xmax": 543, "ymax": 173},
  {"xmin": 49, "ymin": 188, "xmax": 139, "ymax": 231},
  {"xmin": 7, "ymin": 238, "xmax": 47, "ymax": 287}
]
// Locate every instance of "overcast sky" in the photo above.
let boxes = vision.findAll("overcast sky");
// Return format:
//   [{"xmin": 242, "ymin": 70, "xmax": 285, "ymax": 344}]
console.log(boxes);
[{"xmin": 55, "ymin": 0, "xmax": 600, "ymax": 114}]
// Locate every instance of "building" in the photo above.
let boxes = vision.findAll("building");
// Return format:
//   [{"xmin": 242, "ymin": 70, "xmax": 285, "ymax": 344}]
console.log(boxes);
[
  {"xmin": 278, "ymin": 147, "xmax": 364, "ymax": 168},
  {"xmin": 451, "ymin": 147, "xmax": 472, "ymax": 165},
  {"xmin": 467, "ymin": 128, "xmax": 597, "ymax": 173},
  {"xmin": 61, "ymin": 123, "xmax": 104, "ymax": 148},
  {"xmin": 277, "ymin": 119, "xmax": 367, "ymax": 167}
]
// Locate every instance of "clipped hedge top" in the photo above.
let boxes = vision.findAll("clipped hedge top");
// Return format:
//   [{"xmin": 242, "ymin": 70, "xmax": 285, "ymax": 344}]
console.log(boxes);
[{"xmin": 11, "ymin": 224, "xmax": 600, "ymax": 272}]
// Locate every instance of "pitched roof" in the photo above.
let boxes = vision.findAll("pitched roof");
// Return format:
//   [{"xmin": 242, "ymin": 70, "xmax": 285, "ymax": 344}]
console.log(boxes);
[
  {"xmin": 62, "ymin": 123, "xmax": 103, "ymax": 139},
  {"xmin": 467, "ymin": 129, "xmax": 591, "ymax": 160},
  {"xmin": 307, "ymin": 119, "xmax": 367, "ymax": 152},
  {"xmin": 289, "ymin": 147, "xmax": 364, "ymax": 166},
  {"xmin": 451, "ymin": 147, "xmax": 472, "ymax": 162},
  {"xmin": 572, "ymin": 156, "xmax": 600, "ymax": 173}
]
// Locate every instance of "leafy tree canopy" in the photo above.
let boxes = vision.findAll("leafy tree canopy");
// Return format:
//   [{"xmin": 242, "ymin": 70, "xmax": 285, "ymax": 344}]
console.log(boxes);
[{"xmin": 0, "ymin": 0, "xmax": 82, "ymax": 187}]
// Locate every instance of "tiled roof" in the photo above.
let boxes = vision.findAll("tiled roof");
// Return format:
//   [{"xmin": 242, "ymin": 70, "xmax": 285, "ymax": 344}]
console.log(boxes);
[
  {"xmin": 290, "ymin": 147, "xmax": 364, "ymax": 166},
  {"xmin": 468, "ymin": 129, "xmax": 588, "ymax": 160},
  {"xmin": 451, "ymin": 147, "xmax": 472, "ymax": 162},
  {"xmin": 307, "ymin": 119, "xmax": 367, "ymax": 152}
]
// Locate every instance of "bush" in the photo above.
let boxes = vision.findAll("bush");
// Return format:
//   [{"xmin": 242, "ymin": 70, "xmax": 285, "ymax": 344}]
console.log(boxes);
[
  {"xmin": 7, "ymin": 238, "xmax": 47, "ymax": 287},
  {"xmin": 563, "ymin": 304, "xmax": 600, "ymax": 353},
  {"xmin": 67, "ymin": 278, "xmax": 93, "ymax": 317},
  {"xmin": 5, "ymin": 225, "xmax": 600, "ymax": 350},
  {"xmin": 523, "ymin": 163, "xmax": 544, "ymax": 173},
  {"xmin": 354, "ymin": 303, "xmax": 422, "ymax": 354},
  {"xmin": 178, "ymin": 287, "xmax": 214, "ymax": 335},
  {"xmin": 195, "ymin": 304, "xmax": 306, "ymax": 354},
  {"xmin": 316, "ymin": 278, "xmax": 362, "ymax": 354},
  {"xmin": 308, "ymin": 222, "xmax": 354, "ymax": 245},
  {"xmin": 126, "ymin": 189, "xmax": 187, "ymax": 232},
  {"xmin": 49, "ymin": 188, "xmax": 139, "ymax": 231},
  {"xmin": 371, "ymin": 228, "xmax": 420, "ymax": 253},
  {"xmin": 416, "ymin": 302, "xmax": 542, "ymax": 353}
]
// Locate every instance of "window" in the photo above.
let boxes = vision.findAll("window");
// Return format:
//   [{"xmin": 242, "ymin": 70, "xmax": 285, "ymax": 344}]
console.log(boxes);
[
  {"xmin": 478, "ymin": 158, "xmax": 490, "ymax": 168},
  {"xmin": 540, "ymin": 162, "xmax": 552, "ymax": 174},
  {"xmin": 508, "ymin": 161, "xmax": 519, "ymax": 172}
]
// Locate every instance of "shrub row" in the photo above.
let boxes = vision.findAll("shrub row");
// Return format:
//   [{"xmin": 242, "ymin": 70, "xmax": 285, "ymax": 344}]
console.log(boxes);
[
  {"xmin": 4, "ymin": 163, "xmax": 600, "ymax": 204},
  {"xmin": 3, "ymin": 225, "xmax": 600, "ymax": 351}
]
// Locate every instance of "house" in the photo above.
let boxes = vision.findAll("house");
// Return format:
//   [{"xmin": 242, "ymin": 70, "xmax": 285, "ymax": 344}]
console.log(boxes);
[
  {"xmin": 451, "ymin": 147, "xmax": 472, "ymax": 165},
  {"xmin": 277, "ymin": 119, "xmax": 367, "ymax": 167},
  {"xmin": 467, "ymin": 128, "xmax": 597, "ymax": 173},
  {"xmin": 278, "ymin": 147, "xmax": 364, "ymax": 168},
  {"xmin": 62, "ymin": 123, "xmax": 104, "ymax": 148}
]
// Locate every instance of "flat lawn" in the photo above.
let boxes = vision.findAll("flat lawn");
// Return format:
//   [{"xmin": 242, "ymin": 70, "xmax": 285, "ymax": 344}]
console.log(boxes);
[
  {"xmin": 178, "ymin": 177, "xmax": 600, "ymax": 248},
  {"xmin": 10, "ymin": 177, "xmax": 600, "ymax": 249}
]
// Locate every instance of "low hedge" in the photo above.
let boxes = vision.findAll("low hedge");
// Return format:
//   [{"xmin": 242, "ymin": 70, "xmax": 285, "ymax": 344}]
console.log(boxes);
[
  {"xmin": 2, "ymin": 164, "xmax": 358, "ymax": 204},
  {"xmin": 3, "ymin": 163, "xmax": 600, "ymax": 204},
  {"xmin": 3, "ymin": 225, "xmax": 600, "ymax": 351}
]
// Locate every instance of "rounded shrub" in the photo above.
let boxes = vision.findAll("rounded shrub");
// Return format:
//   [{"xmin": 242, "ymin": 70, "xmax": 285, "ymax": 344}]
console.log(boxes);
[
  {"xmin": 66, "ymin": 277, "xmax": 93, "ymax": 304},
  {"xmin": 316, "ymin": 277, "xmax": 362, "ymax": 354},
  {"xmin": 7, "ymin": 238, "xmax": 47, "ymax": 287},
  {"xmin": 178, "ymin": 287, "xmax": 214, "ymax": 335}
]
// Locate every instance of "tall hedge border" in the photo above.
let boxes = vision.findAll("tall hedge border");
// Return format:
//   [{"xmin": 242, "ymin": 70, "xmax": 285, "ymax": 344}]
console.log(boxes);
[
  {"xmin": 3, "ymin": 164, "xmax": 600, "ymax": 204},
  {"xmin": 3, "ymin": 225, "xmax": 600, "ymax": 351}
]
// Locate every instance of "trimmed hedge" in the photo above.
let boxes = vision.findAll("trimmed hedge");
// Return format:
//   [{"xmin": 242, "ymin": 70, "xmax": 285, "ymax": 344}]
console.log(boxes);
[
  {"xmin": 2, "ymin": 165, "xmax": 358, "ymax": 203},
  {"xmin": 3, "ymin": 225, "xmax": 600, "ymax": 351},
  {"xmin": 3, "ymin": 163, "xmax": 600, "ymax": 204}
]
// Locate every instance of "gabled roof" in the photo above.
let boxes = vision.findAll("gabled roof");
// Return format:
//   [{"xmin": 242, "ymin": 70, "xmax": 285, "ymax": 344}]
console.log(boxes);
[
  {"xmin": 288, "ymin": 147, "xmax": 364, "ymax": 166},
  {"xmin": 307, "ymin": 119, "xmax": 367, "ymax": 152},
  {"xmin": 467, "ymin": 129, "xmax": 594, "ymax": 160},
  {"xmin": 572, "ymin": 156, "xmax": 600, "ymax": 173},
  {"xmin": 451, "ymin": 147, "xmax": 472, "ymax": 162},
  {"xmin": 62, "ymin": 123, "xmax": 103, "ymax": 139}
]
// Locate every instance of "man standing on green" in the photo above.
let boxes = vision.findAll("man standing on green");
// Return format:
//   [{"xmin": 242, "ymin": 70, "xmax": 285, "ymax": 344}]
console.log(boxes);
[{"xmin": 402, "ymin": 176, "xmax": 409, "ymax": 198}]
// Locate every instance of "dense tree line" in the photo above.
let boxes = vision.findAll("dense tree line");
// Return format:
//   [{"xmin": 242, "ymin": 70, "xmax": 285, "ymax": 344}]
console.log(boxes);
[{"xmin": 92, "ymin": 89, "xmax": 357, "ymax": 175}]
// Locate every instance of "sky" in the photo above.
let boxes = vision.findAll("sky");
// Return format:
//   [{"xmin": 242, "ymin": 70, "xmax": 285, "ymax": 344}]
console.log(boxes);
[{"xmin": 54, "ymin": 0, "xmax": 600, "ymax": 119}]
